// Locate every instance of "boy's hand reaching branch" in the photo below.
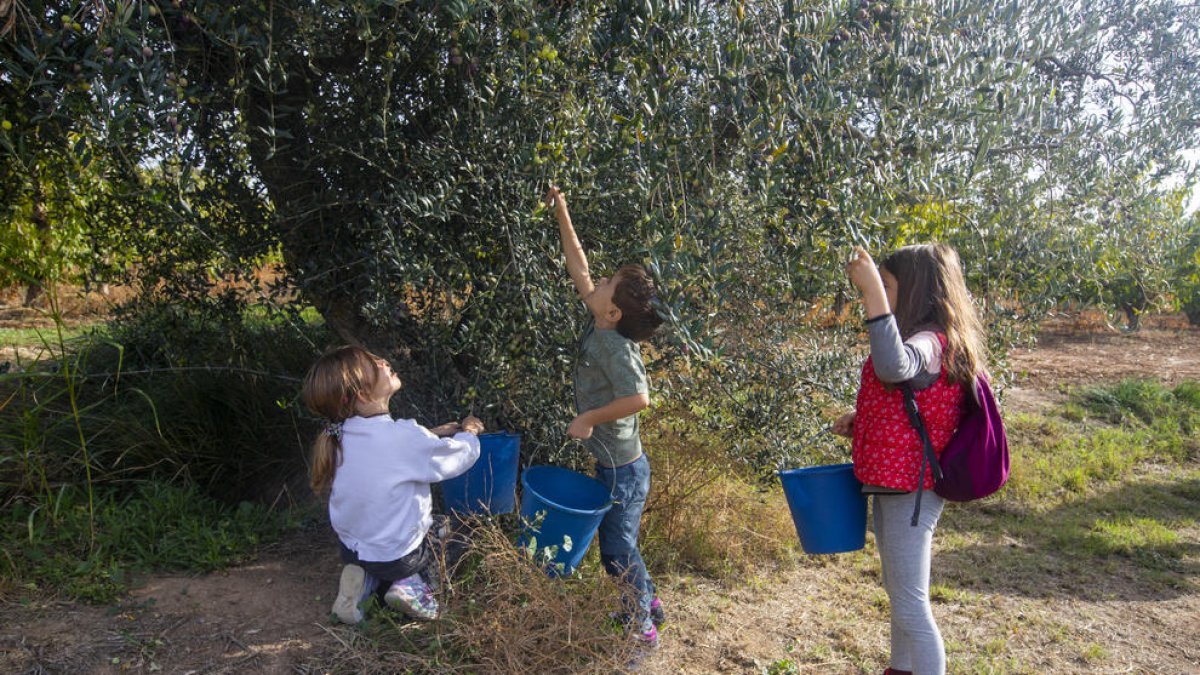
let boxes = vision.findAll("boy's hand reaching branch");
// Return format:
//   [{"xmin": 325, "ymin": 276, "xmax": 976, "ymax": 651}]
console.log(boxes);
[
  {"xmin": 545, "ymin": 185, "xmax": 595, "ymax": 300},
  {"xmin": 544, "ymin": 185, "xmax": 568, "ymax": 223}
]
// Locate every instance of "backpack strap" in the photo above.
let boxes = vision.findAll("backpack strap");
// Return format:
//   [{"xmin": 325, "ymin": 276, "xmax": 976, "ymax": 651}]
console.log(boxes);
[{"xmin": 900, "ymin": 383, "xmax": 943, "ymax": 527}]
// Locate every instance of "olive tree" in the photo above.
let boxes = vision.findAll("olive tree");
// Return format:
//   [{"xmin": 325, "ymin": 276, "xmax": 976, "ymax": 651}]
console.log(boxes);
[{"xmin": 3, "ymin": 0, "xmax": 1197, "ymax": 469}]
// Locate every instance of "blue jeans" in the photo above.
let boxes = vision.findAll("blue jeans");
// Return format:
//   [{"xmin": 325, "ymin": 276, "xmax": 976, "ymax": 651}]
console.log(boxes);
[{"xmin": 595, "ymin": 453, "xmax": 655, "ymax": 630}]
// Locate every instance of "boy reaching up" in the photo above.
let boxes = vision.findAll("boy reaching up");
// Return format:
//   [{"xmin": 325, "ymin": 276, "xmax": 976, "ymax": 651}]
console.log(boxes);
[{"xmin": 544, "ymin": 186, "xmax": 665, "ymax": 645}]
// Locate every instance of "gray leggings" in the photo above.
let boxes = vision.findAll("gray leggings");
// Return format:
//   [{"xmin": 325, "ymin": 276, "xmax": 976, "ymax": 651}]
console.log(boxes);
[{"xmin": 873, "ymin": 491, "xmax": 946, "ymax": 675}]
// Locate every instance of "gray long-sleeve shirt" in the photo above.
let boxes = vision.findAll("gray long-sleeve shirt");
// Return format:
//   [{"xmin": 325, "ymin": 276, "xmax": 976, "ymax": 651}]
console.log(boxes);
[{"xmin": 865, "ymin": 314, "xmax": 942, "ymax": 390}]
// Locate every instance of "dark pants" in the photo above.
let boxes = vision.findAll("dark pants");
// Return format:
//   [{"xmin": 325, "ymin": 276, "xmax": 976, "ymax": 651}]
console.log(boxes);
[
  {"xmin": 338, "ymin": 515, "xmax": 466, "ymax": 591},
  {"xmin": 595, "ymin": 453, "xmax": 655, "ymax": 630}
]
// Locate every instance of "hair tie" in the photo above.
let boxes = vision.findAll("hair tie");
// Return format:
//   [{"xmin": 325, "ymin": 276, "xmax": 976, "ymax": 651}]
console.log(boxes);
[{"xmin": 324, "ymin": 421, "xmax": 344, "ymax": 441}]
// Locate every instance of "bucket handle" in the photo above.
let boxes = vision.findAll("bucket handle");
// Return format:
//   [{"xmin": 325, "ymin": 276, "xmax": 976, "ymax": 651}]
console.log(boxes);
[{"xmin": 565, "ymin": 432, "xmax": 619, "ymax": 507}]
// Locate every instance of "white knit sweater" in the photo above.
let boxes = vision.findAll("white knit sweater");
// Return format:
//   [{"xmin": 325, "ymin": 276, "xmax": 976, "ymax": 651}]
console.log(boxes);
[{"xmin": 329, "ymin": 415, "xmax": 480, "ymax": 562}]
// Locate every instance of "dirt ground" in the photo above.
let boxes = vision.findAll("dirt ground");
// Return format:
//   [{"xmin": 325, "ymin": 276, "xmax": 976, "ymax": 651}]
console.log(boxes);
[
  {"xmin": 2, "ymin": 318, "xmax": 1199, "ymax": 674},
  {"xmin": 640, "ymin": 320, "xmax": 1200, "ymax": 675}
]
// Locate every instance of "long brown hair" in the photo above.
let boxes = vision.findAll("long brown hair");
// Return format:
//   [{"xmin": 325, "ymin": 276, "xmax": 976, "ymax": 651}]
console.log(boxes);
[
  {"xmin": 301, "ymin": 346, "xmax": 380, "ymax": 496},
  {"xmin": 881, "ymin": 243, "xmax": 987, "ymax": 385}
]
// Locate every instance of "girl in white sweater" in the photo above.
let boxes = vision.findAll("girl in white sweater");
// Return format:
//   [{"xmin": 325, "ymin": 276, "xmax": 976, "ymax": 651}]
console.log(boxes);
[{"xmin": 303, "ymin": 346, "xmax": 483, "ymax": 624}]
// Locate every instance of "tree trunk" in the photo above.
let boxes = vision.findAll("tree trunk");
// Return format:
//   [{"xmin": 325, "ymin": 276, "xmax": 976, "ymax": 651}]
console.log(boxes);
[
  {"xmin": 1121, "ymin": 302, "xmax": 1143, "ymax": 332},
  {"xmin": 22, "ymin": 176, "xmax": 49, "ymax": 308}
]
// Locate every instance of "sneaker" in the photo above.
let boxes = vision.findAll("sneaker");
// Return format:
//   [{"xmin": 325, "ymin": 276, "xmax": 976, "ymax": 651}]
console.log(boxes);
[
  {"xmin": 331, "ymin": 564, "xmax": 370, "ymax": 624},
  {"xmin": 635, "ymin": 623, "xmax": 659, "ymax": 648},
  {"xmin": 650, "ymin": 596, "xmax": 665, "ymax": 627},
  {"xmin": 384, "ymin": 574, "xmax": 440, "ymax": 620}
]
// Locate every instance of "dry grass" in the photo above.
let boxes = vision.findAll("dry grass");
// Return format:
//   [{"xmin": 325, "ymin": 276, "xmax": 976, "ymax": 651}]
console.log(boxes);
[
  {"xmin": 309, "ymin": 518, "xmax": 640, "ymax": 675},
  {"xmin": 642, "ymin": 415, "xmax": 800, "ymax": 577},
  {"xmin": 445, "ymin": 520, "xmax": 640, "ymax": 674}
]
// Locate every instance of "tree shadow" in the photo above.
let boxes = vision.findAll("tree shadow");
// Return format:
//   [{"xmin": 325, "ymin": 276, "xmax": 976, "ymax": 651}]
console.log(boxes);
[{"xmin": 934, "ymin": 475, "xmax": 1200, "ymax": 601}]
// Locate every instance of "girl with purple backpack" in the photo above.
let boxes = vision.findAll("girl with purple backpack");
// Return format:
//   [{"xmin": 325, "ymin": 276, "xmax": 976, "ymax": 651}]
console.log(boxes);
[{"xmin": 831, "ymin": 243, "xmax": 989, "ymax": 675}]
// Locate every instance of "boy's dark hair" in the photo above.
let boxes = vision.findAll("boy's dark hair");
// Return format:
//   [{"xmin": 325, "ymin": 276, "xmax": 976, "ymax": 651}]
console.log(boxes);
[{"xmin": 612, "ymin": 264, "xmax": 663, "ymax": 342}]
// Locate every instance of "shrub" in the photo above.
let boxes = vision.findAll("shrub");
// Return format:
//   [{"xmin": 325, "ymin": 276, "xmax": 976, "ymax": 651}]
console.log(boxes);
[
  {"xmin": 641, "ymin": 411, "xmax": 801, "ymax": 577},
  {"xmin": 0, "ymin": 297, "xmax": 331, "ymax": 506}
]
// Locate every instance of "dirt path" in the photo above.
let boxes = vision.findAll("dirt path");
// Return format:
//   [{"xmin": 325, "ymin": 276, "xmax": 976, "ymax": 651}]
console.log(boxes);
[
  {"xmin": 1, "ymin": 531, "xmax": 344, "ymax": 674},
  {"xmin": 3, "ymin": 322, "xmax": 1199, "ymax": 674}
]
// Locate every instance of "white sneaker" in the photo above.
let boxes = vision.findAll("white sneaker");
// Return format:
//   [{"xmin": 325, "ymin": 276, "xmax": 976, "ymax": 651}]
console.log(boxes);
[{"xmin": 331, "ymin": 564, "xmax": 369, "ymax": 624}]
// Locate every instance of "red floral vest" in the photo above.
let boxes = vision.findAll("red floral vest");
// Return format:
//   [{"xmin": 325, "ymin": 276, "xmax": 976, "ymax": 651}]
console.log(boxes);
[{"xmin": 851, "ymin": 334, "xmax": 964, "ymax": 491}]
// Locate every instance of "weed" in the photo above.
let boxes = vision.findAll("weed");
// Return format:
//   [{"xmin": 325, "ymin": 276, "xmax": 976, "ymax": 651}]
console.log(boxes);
[
  {"xmin": 1075, "ymin": 379, "xmax": 1199, "ymax": 439},
  {"xmin": 1078, "ymin": 379, "xmax": 1177, "ymax": 425},
  {"xmin": 1080, "ymin": 642, "xmax": 1109, "ymax": 663},
  {"xmin": 640, "ymin": 414, "xmax": 800, "ymax": 576},
  {"xmin": 930, "ymin": 583, "xmax": 974, "ymax": 604},
  {"xmin": 1172, "ymin": 380, "xmax": 1200, "ymax": 407},
  {"xmin": 765, "ymin": 657, "xmax": 801, "ymax": 674},
  {"xmin": 1, "ymin": 482, "xmax": 291, "ymax": 602},
  {"xmin": 306, "ymin": 517, "xmax": 638, "ymax": 674}
]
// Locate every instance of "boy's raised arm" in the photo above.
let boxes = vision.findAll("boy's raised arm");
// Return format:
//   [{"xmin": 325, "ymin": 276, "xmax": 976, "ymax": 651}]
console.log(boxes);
[{"xmin": 545, "ymin": 186, "xmax": 595, "ymax": 300}]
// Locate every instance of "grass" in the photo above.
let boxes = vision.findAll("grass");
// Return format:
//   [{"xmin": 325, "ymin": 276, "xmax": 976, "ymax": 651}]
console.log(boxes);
[
  {"xmin": 0, "ymin": 482, "xmax": 295, "ymax": 602},
  {"xmin": 722, "ymin": 379, "xmax": 1200, "ymax": 675},
  {"xmin": 0, "ymin": 324, "xmax": 98, "ymax": 350}
]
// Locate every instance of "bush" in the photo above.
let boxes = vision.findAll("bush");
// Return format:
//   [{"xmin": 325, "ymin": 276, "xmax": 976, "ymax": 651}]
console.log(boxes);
[
  {"xmin": 641, "ymin": 411, "xmax": 801, "ymax": 577},
  {"xmin": 0, "ymin": 297, "xmax": 331, "ymax": 505}
]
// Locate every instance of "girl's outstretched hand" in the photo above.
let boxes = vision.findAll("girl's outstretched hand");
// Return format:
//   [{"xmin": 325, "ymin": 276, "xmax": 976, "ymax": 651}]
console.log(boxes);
[
  {"xmin": 832, "ymin": 411, "xmax": 856, "ymax": 438},
  {"xmin": 461, "ymin": 415, "xmax": 485, "ymax": 435},
  {"xmin": 847, "ymin": 245, "xmax": 890, "ymax": 319},
  {"xmin": 430, "ymin": 422, "xmax": 462, "ymax": 438},
  {"xmin": 846, "ymin": 246, "xmax": 882, "ymax": 294}
]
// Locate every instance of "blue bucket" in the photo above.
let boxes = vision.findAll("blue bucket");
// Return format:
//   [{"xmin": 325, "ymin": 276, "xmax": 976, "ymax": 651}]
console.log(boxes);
[
  {"xmin": 442, "ymin": 432, "xmax": 521, "ymax": 515},
  {"xmin": 778, "ymin": 463, "xmax": 867, "ymax": 554},
  {"xmin": 518, "ymin": 465, "xmax": 613, "ymax": 576}
]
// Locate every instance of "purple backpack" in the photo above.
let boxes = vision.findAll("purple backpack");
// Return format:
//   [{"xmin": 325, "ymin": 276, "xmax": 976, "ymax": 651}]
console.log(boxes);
[{"xmin": 901, "ymin": 373, "xmax": 1009, "ymax": 526}]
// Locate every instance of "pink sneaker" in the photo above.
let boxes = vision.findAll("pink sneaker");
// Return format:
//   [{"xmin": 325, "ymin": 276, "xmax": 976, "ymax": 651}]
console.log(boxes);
[{"xmin": 635, "ymin": 623, "xmax": 659, "ymax": 647}]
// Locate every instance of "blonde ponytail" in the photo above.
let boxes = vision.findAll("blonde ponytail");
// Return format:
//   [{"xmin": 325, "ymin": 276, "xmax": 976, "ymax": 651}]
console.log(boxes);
[
  {"xmin": 310, "ymin": 432, "xmax": 341, "ymax": 496},
  {"xmin": 300, "ymin": 346, "xmax": 382, "ymax": 497}
]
